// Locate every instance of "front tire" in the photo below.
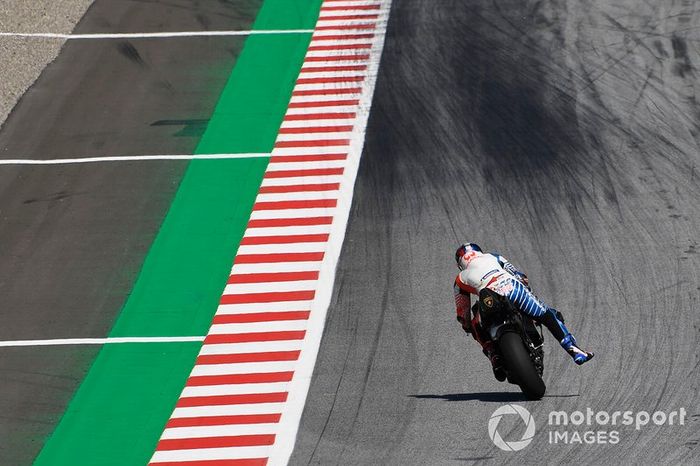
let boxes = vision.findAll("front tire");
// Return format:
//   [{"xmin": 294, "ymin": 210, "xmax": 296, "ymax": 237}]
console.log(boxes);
[{"xmin": 499, "ymin": 331, "xmax": 546, "ymax": 400}]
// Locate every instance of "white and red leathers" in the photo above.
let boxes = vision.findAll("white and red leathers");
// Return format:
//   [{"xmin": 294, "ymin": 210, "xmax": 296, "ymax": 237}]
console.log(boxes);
[
  {"xmin": 452, "ymin": 247, "xmax": 594, "ymax": 365},
  {"xmin": 453, "ymin": 250, "xmax": 526, "ymax": 327}
]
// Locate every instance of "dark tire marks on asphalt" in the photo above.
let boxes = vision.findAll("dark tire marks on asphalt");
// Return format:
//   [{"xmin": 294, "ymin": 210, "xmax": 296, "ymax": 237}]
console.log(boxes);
[
  {"xmin": 0, "ymin": 1, "xmax": 262, "ymax": 464},
  {"xmin": 291, "ymin": 1, "xmax": 700, "ymax": 464}
]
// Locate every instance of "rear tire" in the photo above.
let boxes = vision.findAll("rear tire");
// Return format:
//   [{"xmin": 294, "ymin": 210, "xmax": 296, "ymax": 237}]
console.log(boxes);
[{"xmin": 499, "ymin": 331, "xmax": 546, "ymax": 400}]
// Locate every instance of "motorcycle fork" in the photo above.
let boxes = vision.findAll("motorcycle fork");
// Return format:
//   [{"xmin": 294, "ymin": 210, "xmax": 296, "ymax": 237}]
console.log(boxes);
[{"xmin": 527, "ymin": 322, "xmax": 545, "ymax": 375}]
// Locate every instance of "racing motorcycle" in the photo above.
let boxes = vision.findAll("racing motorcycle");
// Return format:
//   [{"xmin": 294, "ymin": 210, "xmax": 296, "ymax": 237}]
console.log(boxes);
[{"xmin": 471, "ymin": 288, "xmax": 546, "ymax": 400}]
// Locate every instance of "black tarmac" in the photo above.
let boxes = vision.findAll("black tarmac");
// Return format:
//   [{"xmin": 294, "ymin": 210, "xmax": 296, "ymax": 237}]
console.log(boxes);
[
  {"xmin": 0, "ymin": 1, "xmax": 261, "ymax": 464},
  {"xmin": 290, "ymin": 1, "xmax": 700, "ymax": 464}
]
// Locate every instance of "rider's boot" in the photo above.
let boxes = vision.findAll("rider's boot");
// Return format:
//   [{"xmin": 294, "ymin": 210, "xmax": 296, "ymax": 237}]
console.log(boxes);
[
  {"xmin": 483, "ymin": 341, "xmax": 506, "ymax": 381},
  {"xmin": 560, "ymin": 334, "xmax": 594, "ymax": 365}
]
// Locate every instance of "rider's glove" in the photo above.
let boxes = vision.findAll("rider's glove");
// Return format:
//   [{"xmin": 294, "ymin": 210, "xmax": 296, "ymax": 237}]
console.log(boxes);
[{"xmin": 457, "ymin": 315, "xmax": 472, "ymax": 334}]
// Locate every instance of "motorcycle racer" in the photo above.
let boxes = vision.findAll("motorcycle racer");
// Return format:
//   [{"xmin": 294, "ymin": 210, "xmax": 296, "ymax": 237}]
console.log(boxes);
[{"xmin": 453, "ymin": 243, "xmax": 594, "ymax": 378}]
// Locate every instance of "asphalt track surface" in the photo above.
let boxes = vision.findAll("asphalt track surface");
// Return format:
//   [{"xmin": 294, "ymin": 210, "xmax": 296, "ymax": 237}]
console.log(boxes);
[
  {"xmin": 0, "ymin": 1, "xmax": 260, "ymax": 463},
  {"xmin": 1, "ymin": 1, "xmax": 699, "ymax": 465},
  {"xmin": 0, "ymin": 0, "xmax": 93, "ymax": 125},
  {"xmin": 291, "ymin": 1, "xmax": 700, "ymax": 465}
]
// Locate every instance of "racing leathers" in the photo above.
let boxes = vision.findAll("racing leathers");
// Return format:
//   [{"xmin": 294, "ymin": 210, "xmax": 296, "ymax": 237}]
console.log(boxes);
[{"xmin": 453, "ymin": 250, "xmax": 593, "ymax": 365}]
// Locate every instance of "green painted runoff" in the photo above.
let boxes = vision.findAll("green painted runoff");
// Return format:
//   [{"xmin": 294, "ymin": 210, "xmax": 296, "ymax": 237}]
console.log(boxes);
[{"xmin": 33, "ymin": 1, "xmax": 323, "ymax": 464}]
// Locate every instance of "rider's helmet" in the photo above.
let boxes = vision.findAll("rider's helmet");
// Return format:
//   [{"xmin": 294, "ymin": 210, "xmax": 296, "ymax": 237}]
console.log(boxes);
[{"xmin": 455, "ymin": 242, "xmax": 482, "ymax": 270}]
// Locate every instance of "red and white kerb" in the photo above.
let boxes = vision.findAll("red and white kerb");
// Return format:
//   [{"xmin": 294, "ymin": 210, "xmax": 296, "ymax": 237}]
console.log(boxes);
[{"xmin": 149, "ymin": 1, "xmax": 392, "ymax": 465}]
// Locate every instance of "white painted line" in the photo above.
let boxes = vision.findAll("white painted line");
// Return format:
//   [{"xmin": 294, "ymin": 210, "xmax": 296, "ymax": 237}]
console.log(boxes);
[
  {"xmin": 243, "ymin": 225, "xmax": 333, "ymax": 237},
  {"xmin": 181, "ymin": 382, "xmax": 290, "ymax": 398},
  {"xmin": 308, "ymin": 37, "xmax": 373, "ymax": 45},
  {"xmin": 0, "ymin": 30, "xmax": 315, "ymax": 40},
  {"xmin": 230, "ymin": 262, "xmax": 322, "ymax": 275},
  {"xmin": 199, "ymin": 341, "xmax": 303, "ymax": 356},
  {"xmin": 283, "ymin": 103, "xmax": 359, "ymax": 113},
  {"xmin": 267, "ymin": 153, "xmax": 348, "ymax": 161},
  {"xmin": 236, "ymin": 239, "xmax": 328, "ymax": 253},
  {"xmin": 0, "ymin": 153, "xmax": 269, "ymax": 165},
  {"xmin": 289, "ymin": 94, "xmax": 360, "ymax": 104},
  {"xmin": 320, "ymin": 1, "xmax": 382, "ymax": 7},
  {"xmin": 260, "ymin": 174, "xmax": 345, "ymax": 186},
  {"xmin": 224, "ymin": 278, "xmax": 316, "ymax": 294},
  {"xmin": 265, "ymin": 159, "xmax": 347, "ymax": 170},
  {"xmin": 162, "ymin": 422, "xmax": 281, "ymax": 440},
  {"xmin": 285, "ymin": 104, "xmax": 359, "ymax": 115},
  {"xmin": 280, "ymin": 118, "xmax": 358, "ymax": 128},
  {"xmin": 249, "ymin": 207, "xmax": 336, "ymax": 220},
  {"xmin": 312, "ymin": 33, "xmax": 376, "ymax": 41},
  {"xmin": 216, "ymin": 300, "xmax": 314, "ymax": 316},
  {"xmin": 305, "ymin": 48, "xmax": 371, "ymax": 58},
  {"xmin": 255, "ymin": 190, "xmax": 339, "ymax": 202},
  {"xmin": 236, "ymin": 242, "xmax": 326, "ymax": 255},
  {"xmin": 275, "ymin": 129, "xmax": 352, "ymax": 140},
  {"xmin": 224, "ymin": 280, "xmax": 319, "ymax": 294},
  {"xmin": 318, "ymin": 13, "xmax": 380, "ymax": 20},
  {"xmin": 304, "ymin": 54, "xmax": 369, "ymax": 64},
  {"xmin": 270, "ymin": 146, "xmax": 350, "ymax": 156},
  {"xmin": 293, "ymin": 81, "xmax": 365, "ymax": 91},
  {"xmin": 151, "ymin": 445, "xmax": 273, "ymax": 463},
  {"xmin": 307, "ymin": 43, "xmax": 372, "ymax": 52},
  {"xmin": 190, "ymin": 361, "xmax": 297, "ymax": 377},
  {"xmin": 208, "ymin": 320, "xmax": 309, "ymax": 335},
  {"xmin": 297, "ymin": 70, "xmax": 367, "ymax": 79},
  {"xmin": 316, "ymin": 19, "xmax": 379, "ymax": 27},
  {"xmin": 0, "ymin": 336, "xmax": 204, "ymax": 347},
  {"xmin": 172, "ymin": 402, "xmax": 288, "ymax": 419}
]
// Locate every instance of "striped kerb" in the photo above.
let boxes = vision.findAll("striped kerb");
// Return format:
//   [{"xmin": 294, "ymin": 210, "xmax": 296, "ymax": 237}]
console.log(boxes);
[{"xmin": 149, "ymin": 1, "xmax": 392, "ymax": 465}]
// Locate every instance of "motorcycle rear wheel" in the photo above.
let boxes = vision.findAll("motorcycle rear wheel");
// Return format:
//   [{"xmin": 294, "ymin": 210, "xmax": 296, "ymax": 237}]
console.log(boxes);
[{"xmin": 500, "ymin": 331, "xmax": 546, "ymax": 400}]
